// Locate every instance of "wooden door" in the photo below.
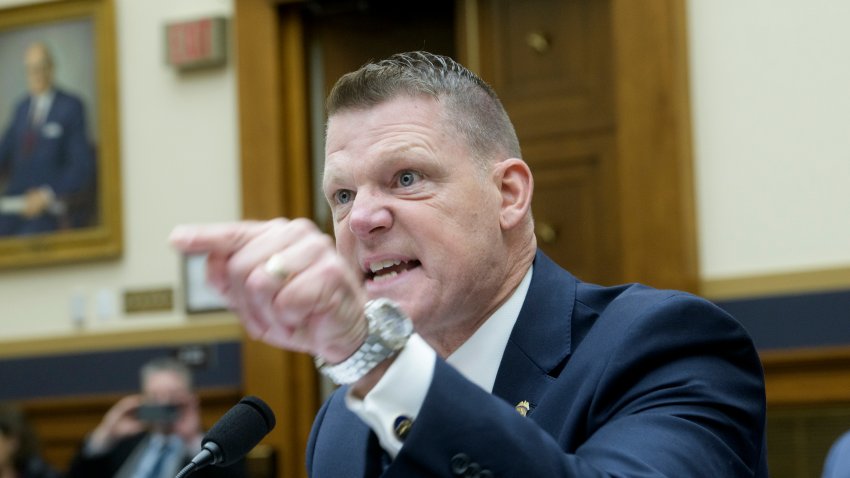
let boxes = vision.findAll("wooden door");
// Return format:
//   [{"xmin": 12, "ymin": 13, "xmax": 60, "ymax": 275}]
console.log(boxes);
[
  {"xmin": 476, "ymin": 0, "xmax": 622, "ymax": 285},
  {"xmin": 303, "ymin": 0, "xmax": 457, "ymax": 232},
  {"xmin": 234, "ymin": 1, "xmax": 697, "ymax": 476}
]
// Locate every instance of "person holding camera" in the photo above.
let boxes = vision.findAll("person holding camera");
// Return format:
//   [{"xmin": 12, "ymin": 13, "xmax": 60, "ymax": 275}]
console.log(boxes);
[{"xmin": 66, "ymin": 357, "xmax": 245, "ymax": 478}]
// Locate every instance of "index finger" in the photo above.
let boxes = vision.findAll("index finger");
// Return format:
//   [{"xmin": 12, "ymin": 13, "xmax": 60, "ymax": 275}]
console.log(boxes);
[{"xmin": 169, "ymin": 220, "xmax": 283, "ymax": 254}]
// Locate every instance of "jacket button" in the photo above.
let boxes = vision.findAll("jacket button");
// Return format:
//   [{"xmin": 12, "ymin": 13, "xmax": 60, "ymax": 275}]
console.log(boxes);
[
  {"xmin": 463, "ymin": 462, "xmax": 481, "ymax": 477},
  {"xmin": 450, "ymin": 453, "xmax": 471, "ymax": 475}
]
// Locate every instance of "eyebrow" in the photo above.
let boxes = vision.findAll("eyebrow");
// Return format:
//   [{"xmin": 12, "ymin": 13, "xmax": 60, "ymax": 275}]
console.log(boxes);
[{"xmin": 323, "ymin": 143, "xmax": 433, "ymax": 186}]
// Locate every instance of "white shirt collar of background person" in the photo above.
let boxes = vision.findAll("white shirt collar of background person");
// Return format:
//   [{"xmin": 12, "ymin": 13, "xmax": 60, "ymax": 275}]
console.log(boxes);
[
  {"xmin": 447, "ymin": 264, "xmax": 533, "ymax": 392},
  {"xmin": 29, "ymin": 88, "xmax": 55, "ymax": 126}
]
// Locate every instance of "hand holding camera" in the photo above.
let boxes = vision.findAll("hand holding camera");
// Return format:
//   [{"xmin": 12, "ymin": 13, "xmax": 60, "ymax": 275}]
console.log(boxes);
[{"xmin": 135, "ymin": 402, "xmax": 181, "ymax": 424}]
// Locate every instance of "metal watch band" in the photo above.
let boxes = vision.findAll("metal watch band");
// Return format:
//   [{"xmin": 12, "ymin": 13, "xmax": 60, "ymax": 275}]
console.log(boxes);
[{"xmin": 315, "ymin": 298, "xmax": 413, "ymax": 385}]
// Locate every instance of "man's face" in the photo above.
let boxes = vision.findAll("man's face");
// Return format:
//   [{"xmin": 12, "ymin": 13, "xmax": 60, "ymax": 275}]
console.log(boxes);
[
  {"xmin": 323, "ymin": 95, "xmax": 509, "ymax": 339},
  {"xmin": 141, "ymin": 369, "xmax": 195, "ymax": 431},
  {"xmin": 143, "ymin": 370, "xmax": 191, "ymax": 405},
  {"xmin": 25, "ymin": 45, "xmax": 53, "ymax": 95}
]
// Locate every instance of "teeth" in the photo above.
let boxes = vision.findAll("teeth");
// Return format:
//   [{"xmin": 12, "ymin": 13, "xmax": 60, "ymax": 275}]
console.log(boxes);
[
  {"xmin": 369, "ymin": 259, "xmax": 402, "ymax": 273},
  {"xmin": 373, "ymin": 271, "xmax": 398, "ymax": 282}
]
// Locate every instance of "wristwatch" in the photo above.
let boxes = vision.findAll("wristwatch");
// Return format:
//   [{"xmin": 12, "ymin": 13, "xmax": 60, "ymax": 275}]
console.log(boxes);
[{"xmin": 315, "ymin": 298, "xmax": 414, "ymax": 385}]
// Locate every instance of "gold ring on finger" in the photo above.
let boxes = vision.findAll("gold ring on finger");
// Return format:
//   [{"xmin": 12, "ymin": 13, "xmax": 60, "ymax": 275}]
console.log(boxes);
[{"xmin": 264, "ymin": 253, "xmax": 291, "ymax": 282}]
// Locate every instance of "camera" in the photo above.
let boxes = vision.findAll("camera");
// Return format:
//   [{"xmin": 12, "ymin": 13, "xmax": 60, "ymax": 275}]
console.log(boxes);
[{"xmin": 135, "ymin": 403, "xmax": 180, "ymax": 424}]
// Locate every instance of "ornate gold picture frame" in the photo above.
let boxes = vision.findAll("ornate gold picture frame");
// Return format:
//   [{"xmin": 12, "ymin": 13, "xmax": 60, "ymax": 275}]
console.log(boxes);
[{"xmin": 0, "ymin": 0, "xmax": 121, "ymax": 269}]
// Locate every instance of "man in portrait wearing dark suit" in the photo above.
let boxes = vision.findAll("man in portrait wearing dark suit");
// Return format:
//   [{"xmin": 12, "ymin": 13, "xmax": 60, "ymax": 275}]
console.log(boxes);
[
  {"xmin": 170, "ymin": 51, "xmax": 768, "ymax": 477},
  {"xmin": 0, "ymin": 42, "xmax": 96, "ymax": 236}
]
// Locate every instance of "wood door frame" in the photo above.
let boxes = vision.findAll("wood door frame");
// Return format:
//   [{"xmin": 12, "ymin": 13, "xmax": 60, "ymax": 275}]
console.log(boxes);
[
  {"xmin": 234, "ymin": 4, "xmax": 316, "ymax": 478},
  {"xmin": 234, "ymin": 1, "xmax": 697, "ymax": 477},
  {"xmin": 610, "ymin": 0, "xmax": 698, "ymax": 293}
]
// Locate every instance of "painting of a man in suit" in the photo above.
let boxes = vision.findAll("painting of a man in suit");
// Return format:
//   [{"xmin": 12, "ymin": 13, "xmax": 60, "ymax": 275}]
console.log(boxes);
[{"xmin": 0, "ymin": 41, "xmax": 96, "ymax": 237}]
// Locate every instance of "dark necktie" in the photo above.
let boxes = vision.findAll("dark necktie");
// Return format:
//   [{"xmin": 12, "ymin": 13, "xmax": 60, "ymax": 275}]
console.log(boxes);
[
  {"xmin": 364, "ymin": 431, "xmax": 392, "ymax": 476},
  {"xmin": 22, "ymin": 123, "xmax": 37, "ymax": 156}
]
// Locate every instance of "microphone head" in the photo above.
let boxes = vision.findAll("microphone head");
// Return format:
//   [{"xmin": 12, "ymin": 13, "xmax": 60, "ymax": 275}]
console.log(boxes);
[
  {"xmin": 202, "ymin": 395, "xmax": 276, "ymax": 466},
  {"xmin": 240, "ymin": 395, "xmax": 276, "ymax": 431}
]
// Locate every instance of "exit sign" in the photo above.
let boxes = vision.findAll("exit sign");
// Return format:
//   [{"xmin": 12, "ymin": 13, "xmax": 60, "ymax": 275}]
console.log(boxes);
[{"xmin": 164, "ymin": 16, "xmax": 227, "ymax": 70}]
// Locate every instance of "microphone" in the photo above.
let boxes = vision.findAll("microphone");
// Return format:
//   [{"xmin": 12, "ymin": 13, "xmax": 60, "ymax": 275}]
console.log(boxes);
[{"xmin": 175, "ymin": 395, "xmax": 276, "ymax": 478}]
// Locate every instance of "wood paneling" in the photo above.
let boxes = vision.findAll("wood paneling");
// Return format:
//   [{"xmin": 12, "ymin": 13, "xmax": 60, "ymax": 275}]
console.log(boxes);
[
  {"xmin": 523, "ymin": 133, "xmax": 621, "ymax": 285},
  {"xmin": 766, "ymin": 405, "xmax": 850, "ymax": 478},
  {"xmin": 478, "ymin": 0, "xmax": 614, "ymax": 138},
  {"xmin": 762, "ymin": 346, "xmax": 850, "ymax": 478},
  {"xmin": 309, "ymin": 1, "xmax": 455, "ymax": 100},
  {"xmin": 235, "ymin": 3, "xmax": 318, "ymax": 478},
  {"xmin": 477, "ymin": 0, "xmax": 621, "ymax": 286},
  {"xmin": 763, "ymin": 346, "xmax": 850, "ymax": 406},
  {"xmin": 702, "ymin": 266, "xmax": 850, "ymax": 301},
  {"xmin": 475, "ymin": 0, "xmax": 696, "ymax": 290},
  {"xmin": 0, "ymin": 318, "xmax": 240, "ymax": 359},
  {"xmin": 611, "ymin": 0, "xmax": 698, "ymax": 292}
]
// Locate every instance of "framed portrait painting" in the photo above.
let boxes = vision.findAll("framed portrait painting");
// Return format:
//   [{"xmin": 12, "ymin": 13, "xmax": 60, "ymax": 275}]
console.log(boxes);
[{"xmin": 0, "ymin": 0, "xmax": 121, "ymax": 269}]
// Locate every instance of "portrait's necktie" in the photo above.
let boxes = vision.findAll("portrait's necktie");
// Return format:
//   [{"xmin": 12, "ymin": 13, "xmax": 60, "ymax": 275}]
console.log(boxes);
[{"xmin": 22, "ymin": 107, "xmax": 39, "ymax": 156}]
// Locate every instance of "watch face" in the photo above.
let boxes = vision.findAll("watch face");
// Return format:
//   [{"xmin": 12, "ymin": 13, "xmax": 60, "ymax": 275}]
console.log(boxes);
[{"xmin": 370, "ymin": 298, "xmax": 413, "ymax": 346}]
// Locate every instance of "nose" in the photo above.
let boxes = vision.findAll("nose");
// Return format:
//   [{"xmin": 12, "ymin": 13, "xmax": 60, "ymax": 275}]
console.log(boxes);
[{"xmin": 348, "ymin": 189, "xmax": 393, "ymax": 238}]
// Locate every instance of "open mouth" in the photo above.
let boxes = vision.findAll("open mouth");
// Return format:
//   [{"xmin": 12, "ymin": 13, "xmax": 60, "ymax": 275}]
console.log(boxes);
[{"xmin": 367, "ymin": 258, "xmax": 421, "ymax": 282}]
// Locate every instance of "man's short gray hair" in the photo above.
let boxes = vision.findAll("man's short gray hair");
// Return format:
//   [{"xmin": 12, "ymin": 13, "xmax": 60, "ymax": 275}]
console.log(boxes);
[
  {"xmin": 140, "ymin": 356, "xmax": 193, "ymax": 390},
  {"xmin": 326, "ymin": 51, "xmax": 521, "ymax": 167}
]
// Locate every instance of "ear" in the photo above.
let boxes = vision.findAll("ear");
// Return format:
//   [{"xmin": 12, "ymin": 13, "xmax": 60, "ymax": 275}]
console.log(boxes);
[{"xmin": 494, "ymin": 158, "xmax": 533, "ymax": 231}]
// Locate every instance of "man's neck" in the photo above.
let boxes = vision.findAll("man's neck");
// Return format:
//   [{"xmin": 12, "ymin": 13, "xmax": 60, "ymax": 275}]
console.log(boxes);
[{"xmin": 426, "ymin": 251, "xmax": 535, "ymax": 357}]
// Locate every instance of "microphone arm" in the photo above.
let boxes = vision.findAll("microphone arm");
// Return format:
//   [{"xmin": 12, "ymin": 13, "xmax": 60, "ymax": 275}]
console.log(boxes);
[{"xmin": 175, "ymin": 442, "xmax": 222, "ymax": 478}]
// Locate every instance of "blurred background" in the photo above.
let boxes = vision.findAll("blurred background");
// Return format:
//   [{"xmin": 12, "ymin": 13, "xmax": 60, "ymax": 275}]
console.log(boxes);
[{"xmin": 0, "ymin": 1, "xmax": 848, "ymax": 477}]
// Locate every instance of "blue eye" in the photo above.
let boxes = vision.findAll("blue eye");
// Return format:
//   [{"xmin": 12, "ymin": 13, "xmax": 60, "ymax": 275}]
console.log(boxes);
[
  {"xmin": 334, "ymin": 189, "xmax": 354, "ymax": 204},
  {"xmin": 398, "ymin": 171, "xmax": 418, "ymax": 187}
]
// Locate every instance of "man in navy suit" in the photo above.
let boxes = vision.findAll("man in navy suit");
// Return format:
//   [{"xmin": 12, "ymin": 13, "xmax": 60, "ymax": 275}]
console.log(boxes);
[
  {"xmin": 0, "ymin": 42, "xmax": 96, "ymax": 236},
  {"xmin": 171, "ymin": 51, "xmax": 768, "ymax": 477}
]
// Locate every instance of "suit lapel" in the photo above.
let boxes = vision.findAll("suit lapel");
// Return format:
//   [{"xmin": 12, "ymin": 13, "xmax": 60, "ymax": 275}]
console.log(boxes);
[
  {"xmin": 492, "ymin": 251, "xmax": 576, "ymax": 413},
  {"xmin": 314, "ymin": 252, "xmax": 578, "ymax": 476}
]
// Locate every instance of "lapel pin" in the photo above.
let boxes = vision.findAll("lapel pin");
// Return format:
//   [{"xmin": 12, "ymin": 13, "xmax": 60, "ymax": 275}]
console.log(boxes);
[{"xmin": 515, "ymin": 400, "xmax": 530, "ymax": 417}]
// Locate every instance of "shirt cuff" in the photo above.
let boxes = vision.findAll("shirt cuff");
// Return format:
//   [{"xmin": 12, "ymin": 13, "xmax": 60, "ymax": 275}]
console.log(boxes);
[{"xmin": 344, "ymin": 333, "xmax": 435, "ymax": 458}]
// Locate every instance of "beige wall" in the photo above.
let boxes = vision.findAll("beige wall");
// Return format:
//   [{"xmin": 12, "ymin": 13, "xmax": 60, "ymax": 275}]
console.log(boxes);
[
  {"xmin": 688, "ymin": 0, "xmax": 850, "ymax": 280},
  {"xmin": 0, "ymin": 0, "xmax": 240, "ymax": 340}
]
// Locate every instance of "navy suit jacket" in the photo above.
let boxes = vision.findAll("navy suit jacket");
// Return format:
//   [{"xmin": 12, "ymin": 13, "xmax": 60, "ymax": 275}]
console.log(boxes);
[
  {"xmin": 307, "ymin": 252, "xmax": 768, "ymax": 477},
  {"xmin": 0, "ymin": 89, "xmax": 95, "ymax": 234}
]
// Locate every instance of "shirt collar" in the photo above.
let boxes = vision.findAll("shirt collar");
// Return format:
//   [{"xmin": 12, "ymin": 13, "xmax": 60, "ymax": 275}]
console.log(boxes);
[
  {"xmin": 446, "ymin": 265, "xmax": 533, "ymax": 392},
  {"xmin": 30, "ymin": 89, "xmax": 55, "ymax": 124}
]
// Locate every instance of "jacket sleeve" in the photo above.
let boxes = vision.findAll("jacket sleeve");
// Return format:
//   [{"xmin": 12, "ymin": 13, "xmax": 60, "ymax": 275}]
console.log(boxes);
[{"xmin": 383, "ymin": 294, "xmax": 767, "ymax": 477}]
